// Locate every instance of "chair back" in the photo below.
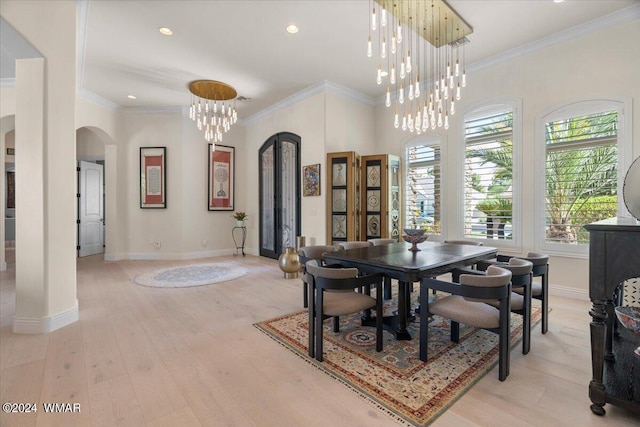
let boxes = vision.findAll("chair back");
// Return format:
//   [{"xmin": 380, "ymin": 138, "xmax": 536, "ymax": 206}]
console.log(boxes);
[
  {"xmin": 525, "ymin": 252, "xmax": 549, "ymax": 277},
  {"xmin": 500, "ymin": 258, "xmax": 533, "ymax": 289},
  {"xmin": 460, "ymin": 265, "xmax": 511, "ymax": 302},
  {"xmin": 368, "ymin": 238, "xmax": 396, "ymax": 246},
  {"xmin": 445, "ymin": 240, "xmax": 483, "ymax": 246},
  {"xmin": 336, "ymin": 241, "xmax": 373, "ymax": 250},
  {"xmin": 306, "ymin": 260, "xmax": 360, "ymax": 293}
]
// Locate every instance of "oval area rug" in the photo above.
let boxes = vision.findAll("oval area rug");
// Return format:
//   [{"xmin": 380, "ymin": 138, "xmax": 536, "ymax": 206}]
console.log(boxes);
[{"xmin": 133, "ymin": 262, "xmax": 248, "ymax": 288}]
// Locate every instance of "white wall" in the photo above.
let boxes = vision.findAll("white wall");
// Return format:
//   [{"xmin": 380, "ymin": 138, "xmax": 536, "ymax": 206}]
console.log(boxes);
[{"xmin": 374, "ymin": 19, "xmax": 640, "ymax": 297}]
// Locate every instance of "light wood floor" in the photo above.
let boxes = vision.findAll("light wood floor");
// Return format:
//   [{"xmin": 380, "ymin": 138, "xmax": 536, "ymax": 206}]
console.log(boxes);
[{"xmin": 1, "ymin": 253, "xmax": 638, "ymax": 427}]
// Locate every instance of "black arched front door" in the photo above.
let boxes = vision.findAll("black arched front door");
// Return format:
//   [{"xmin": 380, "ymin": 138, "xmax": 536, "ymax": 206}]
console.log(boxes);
[{"xmin": 259, "ymin": 133, "xmax": 301, "ymax": 259}]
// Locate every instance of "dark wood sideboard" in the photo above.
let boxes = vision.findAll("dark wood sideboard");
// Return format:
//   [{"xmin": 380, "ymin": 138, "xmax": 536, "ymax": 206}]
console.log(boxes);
[{"xmin": 585, "ymin": 218, "xmax": 640, "ymax": 416}]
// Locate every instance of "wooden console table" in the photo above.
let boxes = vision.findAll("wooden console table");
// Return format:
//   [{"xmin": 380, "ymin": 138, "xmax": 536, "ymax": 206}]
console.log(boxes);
[{"xmin": 585, "ymin": 218, "xmax": 640, "ymax": 416}]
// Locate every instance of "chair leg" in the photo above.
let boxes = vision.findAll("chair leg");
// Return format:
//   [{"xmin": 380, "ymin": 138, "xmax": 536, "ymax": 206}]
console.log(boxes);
[
  {"xmin": 451, "ymin": 321, "xmax": 460, "ymax": 342},
  {"xmin": 316, "ymin": 293, "xmax": 324, "ymax": 362},
  {"xmin": 376, "ymin": 284, "xmax": 383, "ymax": 352},
  {"xmin": 498, "ymin": 302, "xmax": 510, "ymax": 381},
  {"xmin": 522, "ymin": 282, "xmax": 531, "ymax": 355},
  {"xmin": 303, "ymin": 283, "xmax": 308, "ymax": 308},
  {"xmin": 541, "ymin": 270, "xmax": 549, "ymax": 334},
  {"xmin": 333, "ymin": 316, "xmax": 340, "ymax": 333},
  {"xmin": 308, "ymin": 283, "xmax": 315, "ymax": 358},
  {"xmin": 419, "ymin": 284, "xmax": 429, "ymax": 362}
]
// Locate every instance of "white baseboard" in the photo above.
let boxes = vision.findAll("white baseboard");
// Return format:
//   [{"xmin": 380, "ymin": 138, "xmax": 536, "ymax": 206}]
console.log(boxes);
[
  {"xmin": 549, "ymin": 284, "xmax": 589, "ymax": 302},
  {"xmin": 13, "ymin": 300, "xmax": 79, "ymax": 334},
  {"xmin": 127, "ymin": 248, "xmax": 239, "ymax": 260}
]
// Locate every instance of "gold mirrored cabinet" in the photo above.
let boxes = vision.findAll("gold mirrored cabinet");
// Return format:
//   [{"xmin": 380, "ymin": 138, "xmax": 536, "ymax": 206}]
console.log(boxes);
[
  {"xmin": 326, "ymin": 152, "xmax": 401, "ymax": 245},
  {"xmin": 326, "ymin": 151, "xmax": 361, "ymax": 244},
  {"xmin": 361, "ymin": 154, "xmax": 401, "ymax": 241}
]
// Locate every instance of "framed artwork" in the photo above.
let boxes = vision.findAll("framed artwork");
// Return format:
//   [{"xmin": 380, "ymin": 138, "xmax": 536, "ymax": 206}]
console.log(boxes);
[
  {"xmin": 303, "ymin": 163, "xmax": 321, "ymax": 196},
  {"xmin": 208, "ymin": 144, "xmax": 235, "ymax": 211},
  {"xmin": 140, "ymin": 147, "xmax": 166, "ymax": 208}
]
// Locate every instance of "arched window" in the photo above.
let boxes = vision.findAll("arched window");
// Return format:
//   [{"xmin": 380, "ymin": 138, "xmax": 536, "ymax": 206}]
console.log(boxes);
[
  {"xmin": 536, "ymin": 99, "xmax": 631, "ymax": 256},
  {"xmin": 405, "ymin": 137, "xmax": 443, "ymax": 236},
  {"xmin": 463, "ymin": 102, "xmax": 520, "ymax": 246}
]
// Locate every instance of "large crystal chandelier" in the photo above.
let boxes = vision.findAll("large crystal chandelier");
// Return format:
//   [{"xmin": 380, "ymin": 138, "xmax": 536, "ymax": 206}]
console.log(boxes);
[
  {"xmin": 188, "ymin": 80, "xmax": 238, "ymax": 143},
  {"xmin": 368, "ymin": 0, "xmax": 472, "ymax": 133}
]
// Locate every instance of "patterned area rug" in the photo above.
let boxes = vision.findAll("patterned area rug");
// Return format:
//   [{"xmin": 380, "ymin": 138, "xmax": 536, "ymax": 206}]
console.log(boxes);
[
  {"xmin": 255, "ymin": 300, "xmax": 541, "ymax": 426},
  {"xmin": 133, "ymin": 262, "xmax": 248, "ymax": 288}
]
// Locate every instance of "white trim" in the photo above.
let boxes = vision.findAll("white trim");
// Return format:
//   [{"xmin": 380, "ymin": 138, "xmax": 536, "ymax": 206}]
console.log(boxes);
[
  {"xmin": 549, "ymin": 284, "xmax": 589, "ymax": 302},
  {"xmin": 13, "ymin": 300, "xmax": 79, "ymax": 334},
  {"xmin": 78, "ymin": 88, "xmax": 120, "ymax": 110},
  {"xmin": 122, "ymin": 106, "xmax": 183, "ymax": 115},
  {"xmin": 244, "ymin": 80, "xmax": 374, "ymax": 125},
  {"xmin": 0, "ymin": 78, "xmax": 16, "ymax": 88},
  {"xmin": 468, "ymin": 4, "xmax": 640, "ymax": 74}
]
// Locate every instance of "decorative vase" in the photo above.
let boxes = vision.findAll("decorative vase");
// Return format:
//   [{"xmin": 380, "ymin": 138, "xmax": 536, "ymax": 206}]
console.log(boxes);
[
  {"xmin": 403, "ymin": 228, "xmax": 427, "ymax": 252},
  {"xmin": 278, "ymin": 246, "xmax": 300, "ymax": 279},
  {"xmin": 236, "ymin": 220, "xmax": 245, "ymax": 227}
]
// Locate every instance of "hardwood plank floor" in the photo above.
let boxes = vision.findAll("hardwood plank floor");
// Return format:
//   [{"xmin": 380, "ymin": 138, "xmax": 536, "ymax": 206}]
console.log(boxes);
[{"xmin": 0, "ymin": 254, "xmax": 638, "ymax": 426}]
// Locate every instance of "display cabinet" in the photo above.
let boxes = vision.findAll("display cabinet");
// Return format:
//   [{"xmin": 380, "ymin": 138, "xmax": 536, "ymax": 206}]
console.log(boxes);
[
  {"xmin": 326, "ymin": 151, "xmax": 361, "ymax": 244},
  {"xmin": 361, "ymin": 154, "xmax": 402, "ymax": 241}
]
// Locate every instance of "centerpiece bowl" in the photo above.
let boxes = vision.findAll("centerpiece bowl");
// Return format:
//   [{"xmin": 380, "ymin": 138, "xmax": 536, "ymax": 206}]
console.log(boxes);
[
  {"xmin": 614, "ymin": 305, "xmax": 640, "ymax": 357},
  {"xmin": 403, "ymin": 228, "xmax": 427, "ymax": 251}
]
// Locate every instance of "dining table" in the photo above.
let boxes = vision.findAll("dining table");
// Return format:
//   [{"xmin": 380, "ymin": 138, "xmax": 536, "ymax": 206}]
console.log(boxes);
[{"xmin": 323, "ymin": 240, "xmax": 498, "ymax": 340}]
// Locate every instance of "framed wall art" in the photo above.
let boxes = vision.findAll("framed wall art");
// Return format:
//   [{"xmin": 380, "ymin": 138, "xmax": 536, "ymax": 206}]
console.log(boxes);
[
  {"xmin": 303, "ymin": 163, "xmax": 321, "ymax": 197},
  {"xmin": 208, "ymin": 144, "xmax": 235, "ymax": 211},
  {"xmin": 140, "ymin": 147, "xmax": 166, "ymax": 208}
]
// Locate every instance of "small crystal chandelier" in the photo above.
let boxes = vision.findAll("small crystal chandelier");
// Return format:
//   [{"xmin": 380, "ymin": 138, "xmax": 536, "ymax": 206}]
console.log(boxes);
[
  {"xmin": 368, "ymin": 0, "xmax": 472, "ymax": 133},
  {"xmin": 188, "ymin": 80, "xmax": 238, "ymax": 144}
]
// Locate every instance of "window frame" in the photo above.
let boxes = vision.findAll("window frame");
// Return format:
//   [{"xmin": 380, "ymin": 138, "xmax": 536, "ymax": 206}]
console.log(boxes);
[
  {"xmin": 459, "ymin": 101, "xmax": 522, "ymax": 250},
  {"xmin": 534, "ymin": 98, "xmax": 632, "ymax": 258}
]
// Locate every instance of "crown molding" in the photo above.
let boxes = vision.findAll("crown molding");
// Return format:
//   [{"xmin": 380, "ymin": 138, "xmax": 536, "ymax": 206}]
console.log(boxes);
[
  {"xmin": 469, "ymin": 3, "xmax": 640, "ymax": 74},
  {"xmin": 243, "ymin": 80, "xmax": 375, "ymax": 125},
  {"xmin": 0, "ymin": 78, "xmax": 16, "ymax": 88},
  {"xmin": 78, "ymin": 88, "xmax": 121, "ymax": 110}
]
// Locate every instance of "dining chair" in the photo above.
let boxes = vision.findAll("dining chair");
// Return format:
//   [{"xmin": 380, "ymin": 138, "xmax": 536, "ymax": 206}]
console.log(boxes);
[
  {"xmin": 463, "ymin": 258, "xmax": 534, "ymax": 354},
  {"xmin": 306, "ymin": 260, "xmax": 384, "ymax": 361},
  {"xmin": 368, "ymin": 238, "xmax": 396, "ymax": 246},
  {"xmin": 420, "ymin": 265, "xmax": 512, "ymax": 381},
  {"xmin": 298, "ymin": 245, "xmax": 338, "ymax": 308},
  {"xmin": 336, "ymin": 241, "xmax": 374, "ymax": 250},
  {"xmin": 479, "ymin": 252, "xmax": 550, "ymax": 334}
]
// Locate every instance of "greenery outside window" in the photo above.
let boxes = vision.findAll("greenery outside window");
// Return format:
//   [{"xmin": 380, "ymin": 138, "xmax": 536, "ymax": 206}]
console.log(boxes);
[
  {"xmin": 406, "ymin": 142, "xmax": 442, "ymax": 235},
  {"xmin": 544, "ymin": 110, "xmax": 618, "ymax": 245},
  {"xmin": 464, "ymin": 108, "xmax": 514, "ymax": 241}
]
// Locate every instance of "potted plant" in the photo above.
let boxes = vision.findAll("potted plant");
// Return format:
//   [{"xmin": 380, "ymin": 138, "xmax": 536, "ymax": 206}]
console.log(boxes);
[{"xmin": 232, "ymin": 211, "xmax": 248, "ymax": 227}]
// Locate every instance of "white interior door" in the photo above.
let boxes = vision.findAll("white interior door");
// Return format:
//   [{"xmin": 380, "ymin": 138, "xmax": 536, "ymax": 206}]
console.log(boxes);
[{"xmin": 78, "ymin": 160, "xmax": 104, "ymax": 257}]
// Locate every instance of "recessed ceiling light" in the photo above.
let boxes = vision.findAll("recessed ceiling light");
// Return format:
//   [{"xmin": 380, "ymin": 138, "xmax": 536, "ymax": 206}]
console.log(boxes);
[
  {"xmin": 158, "ymin": 27, "xmax": 173, "ymax": 36},
  {"xmin": 127, "ymin": 95, "xmax": 137, "ymax": 99},
  {"xmin": 286, "ymin": 24, "xmax": 299, "ymax": 34},
  {"xmin": 553, "ymin": 0, "xmax": 565, "ymax": 3}
]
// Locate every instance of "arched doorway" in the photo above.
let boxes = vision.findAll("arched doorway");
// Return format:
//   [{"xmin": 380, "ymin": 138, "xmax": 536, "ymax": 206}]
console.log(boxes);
[{"xmin": 259, "ymin": 132, "xmax": 301, "ymax": 259}]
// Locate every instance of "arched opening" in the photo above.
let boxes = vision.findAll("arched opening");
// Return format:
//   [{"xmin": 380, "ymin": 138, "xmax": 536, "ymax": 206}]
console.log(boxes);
[{"xmin": 258, "ymin": 132, "xmax": 301, "ymax": 259}]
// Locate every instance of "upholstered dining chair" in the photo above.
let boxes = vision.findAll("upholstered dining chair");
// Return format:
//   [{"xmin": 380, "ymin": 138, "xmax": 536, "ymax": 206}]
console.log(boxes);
[
  {"xmin": 336, "ymin": 241, "xmax": 373, "ymax": 250},
  {"xmin": 298, "ymin": 245, "xmax": 338, "ymax": 308},
  {"xmin": 479, "ymin": 252, "xmax": 550, "ymax": 334},
  {"xmin": 306, "ymin": 260, "xmax": 384, "ymax": 362},
  {"xmin": 419, "ymin": 265, "xmax": 513, "ymax": 381},
  {"xmin": 461, "ymin": 258, "xmax": 534, "ymax": 354},
  {"xmin": 368, "ymin": 238, "xmax": 396, "ymax": 246}
]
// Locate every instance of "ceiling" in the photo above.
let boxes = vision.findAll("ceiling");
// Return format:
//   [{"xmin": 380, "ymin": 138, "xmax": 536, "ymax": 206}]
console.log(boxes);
[{"xmin": 2, "ymin": 0, "xmax": 639, "ymax": 119}]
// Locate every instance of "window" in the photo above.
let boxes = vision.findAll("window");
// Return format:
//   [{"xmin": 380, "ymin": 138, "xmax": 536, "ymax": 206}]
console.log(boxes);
[
  {"xmin": 543, "ymin": 110, "xmax": 618, "ymax": 245},
  {"xmin": 406, "ymin": 142, "xmax": 441, "ymax": 235},
  {"xmin": 463, "ymin": 108, "xmax": 514, "ymax": 241}
]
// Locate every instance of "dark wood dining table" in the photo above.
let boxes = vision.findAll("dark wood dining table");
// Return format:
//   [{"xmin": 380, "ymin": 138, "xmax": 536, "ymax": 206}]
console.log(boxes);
[{"xmin": 323, "ymin": 241, "xmax": 498, "ymax": 340}]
